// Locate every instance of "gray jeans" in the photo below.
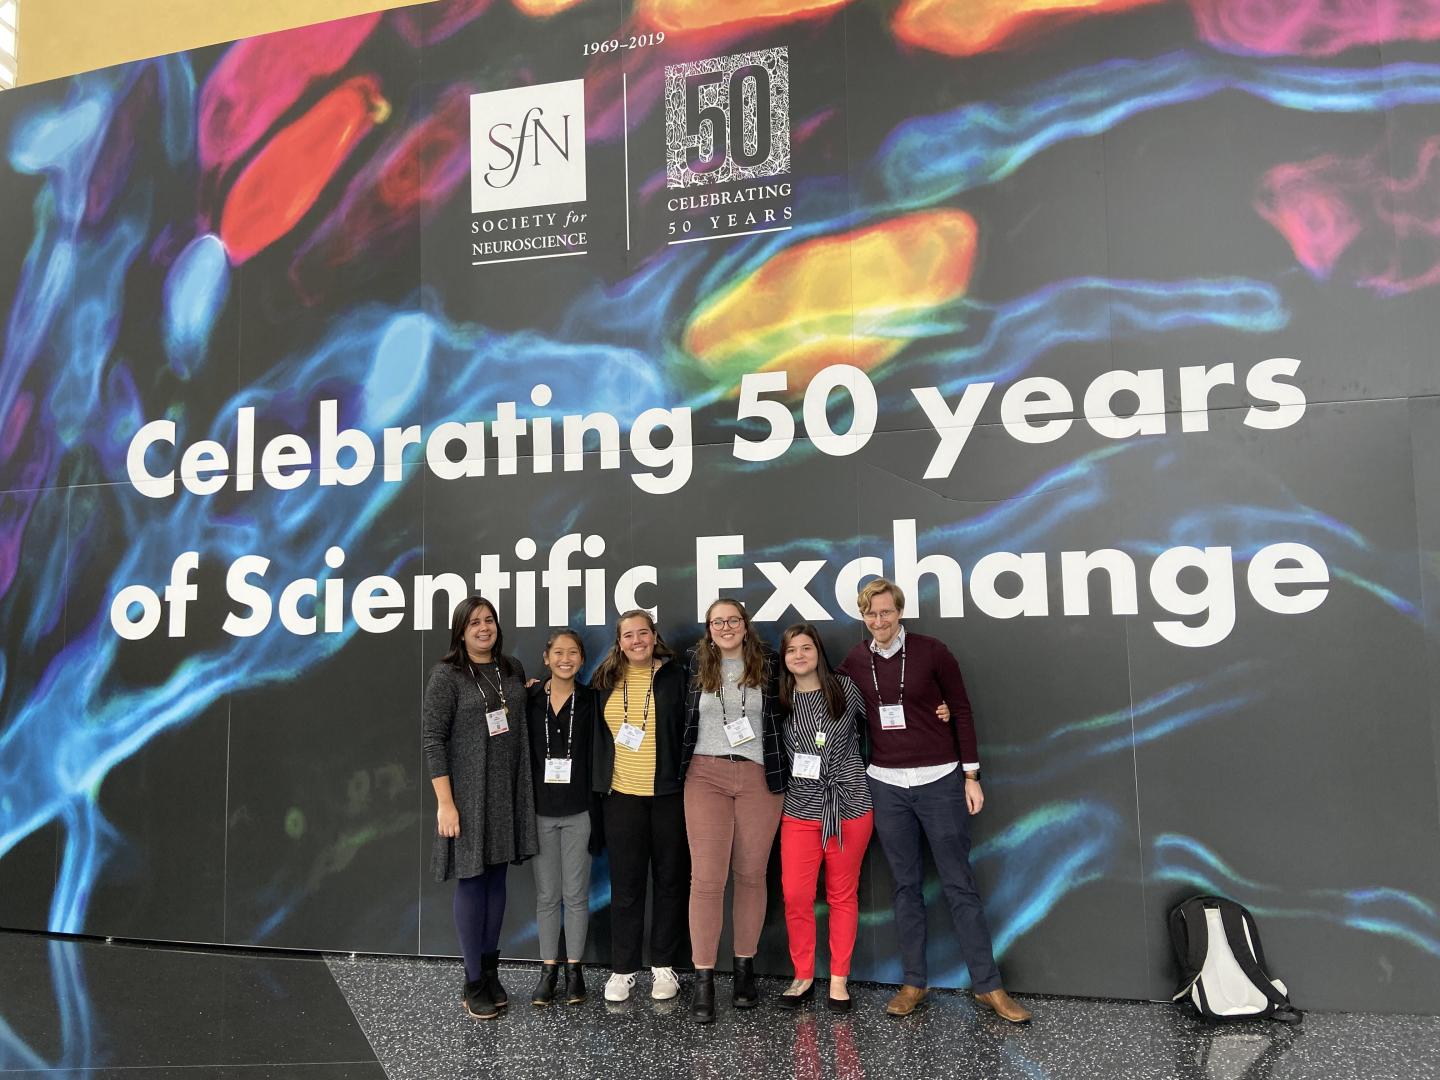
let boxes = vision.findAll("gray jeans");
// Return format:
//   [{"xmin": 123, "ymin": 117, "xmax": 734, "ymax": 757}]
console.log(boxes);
[{"xmin": 533, "ymin": 812, "xmax": 592, "ymax": 961}]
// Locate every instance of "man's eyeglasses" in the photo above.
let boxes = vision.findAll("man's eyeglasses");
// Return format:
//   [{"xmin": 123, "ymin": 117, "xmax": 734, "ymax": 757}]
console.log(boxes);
[
  {"xmin": 709, "ymin": 616, "xmax": 744, "ymax": 630},
  {"xmin": 864, "ymin": 608, "xmax": 899, "ymax": 620}
]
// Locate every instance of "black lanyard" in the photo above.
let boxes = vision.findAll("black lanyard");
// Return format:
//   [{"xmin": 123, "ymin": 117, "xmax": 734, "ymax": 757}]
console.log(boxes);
[
  {"xmin": 468, "ymin": 661, "xmax": 506, "ymax": 713},
  {"xmin": 785, "ymin": 690, "xmax": 833, "ymax": 757},
  {"xmin": 717, "ymin": 669, "xmax": 749, "ymax": 723},
  {"xmin": 868, "ymin": 640, "xmax": 905, "ymax": 706},
  {"xmin": 622, "ymin": 660, "xmax": 656, "ymax": 730},
  {"xmin": 544, "ymin": 683, "xmax": 575, "ymax": 760}
]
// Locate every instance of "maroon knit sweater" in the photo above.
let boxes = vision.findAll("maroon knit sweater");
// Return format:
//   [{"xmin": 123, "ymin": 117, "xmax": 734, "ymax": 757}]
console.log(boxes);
[{"xmin": 839, "ymin": 631, "xmax": 978, "ymax": 768}]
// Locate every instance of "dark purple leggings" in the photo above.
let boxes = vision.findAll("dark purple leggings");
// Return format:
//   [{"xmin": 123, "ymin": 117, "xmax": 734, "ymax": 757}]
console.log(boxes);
[{"xmin": 454, "ymin": 863, "xmax": 509, "ymax": 982}]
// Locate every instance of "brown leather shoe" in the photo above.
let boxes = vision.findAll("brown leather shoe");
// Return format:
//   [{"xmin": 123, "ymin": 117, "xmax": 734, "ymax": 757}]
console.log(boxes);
[
  {"xmin": 885, "ymin": 985, "xmax": 929, "ymax": 1016},
  {"xmin": 974, "ymin": 988, "xmax": 1032, "ymax": 1024}
]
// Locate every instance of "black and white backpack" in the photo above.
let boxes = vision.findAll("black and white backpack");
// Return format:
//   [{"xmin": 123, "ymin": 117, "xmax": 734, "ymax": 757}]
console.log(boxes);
[{"xmin": 1168, "ymin": 896, "xmax": 1302, "ymax": 1024}]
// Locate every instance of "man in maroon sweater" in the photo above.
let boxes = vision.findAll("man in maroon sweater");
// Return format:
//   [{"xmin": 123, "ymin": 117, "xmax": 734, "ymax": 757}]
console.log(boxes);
[{"xmin": 839, "ymin": 578, "xmax": 1031, "ymax": 1023}]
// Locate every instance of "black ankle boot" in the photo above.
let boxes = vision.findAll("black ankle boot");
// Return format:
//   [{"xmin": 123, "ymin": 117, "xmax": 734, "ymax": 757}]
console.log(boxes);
[
  {"xmin": 692, "ymin": 969, "xmax": 716, "ymax": 1024},
  {"xmin": 563, "ymin": 962, "xmax": 587, "ymax": 1005},
  {"xmin": 464, "ymin": 977, "xmax": 499, "ymax": 1020},
  {"xmin": 481, "ymin": 950, "xmax": 508, "ymax": 1009},
  {"xmin": 733, "ymin": 956, "xmax": 758, "ymax": 1008},
  {"xmin": 532, "ymin": 964, "xmax": 558, "ymax": 1006}
]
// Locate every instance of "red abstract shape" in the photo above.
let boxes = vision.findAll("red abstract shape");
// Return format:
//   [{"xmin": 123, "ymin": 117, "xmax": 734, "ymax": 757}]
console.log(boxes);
[
  {"xmin": 391, "ymin": 0, "xmax": 494, "ymax": 45},
  {"xmin": 219, "ymin": 76, "xmax": 390, "ymax": 266},
  {"xmin": 198, "ymin": 13, "xmax": 381, "ymax": 183},
  {"xmin": 1257, "ymin": 137, "xmax": 1440, "ymax": 294},
  {"xmin": 894, "ymin": 0, "xmax": 1164, "ymax": 56},
  {"xmin": 291, "ymin": 85, "xmax": 474, "ymax": 301},
  {"xmin": 1189, "ymin": 0, "xmax": 1440, "ymax": 56}
]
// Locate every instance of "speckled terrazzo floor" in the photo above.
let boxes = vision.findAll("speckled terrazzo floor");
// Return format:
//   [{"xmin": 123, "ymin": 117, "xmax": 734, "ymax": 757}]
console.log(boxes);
[
  {"xmin": 324, "ymin": 955, "xmax": 1440, "ymax": 1080},
  {"xmin": 3, "ymin": 930, "xmax": 1434, "ymax": 1080}
]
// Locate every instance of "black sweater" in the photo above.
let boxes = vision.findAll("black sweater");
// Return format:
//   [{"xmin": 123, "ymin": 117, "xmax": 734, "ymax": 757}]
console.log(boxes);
[{"xmin": 526, "ymin": 681, "xmax": 598, "ymax": 818}]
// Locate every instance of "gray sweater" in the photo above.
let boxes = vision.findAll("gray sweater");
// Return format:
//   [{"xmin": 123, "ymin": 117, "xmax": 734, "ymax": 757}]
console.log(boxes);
[
  {"xmin": 422, "ymin": 658, "xmax": 538, "ymax": 881},
  {"xmin": 693, "ymin": 658, "xmax": 765, "ymax": 765}
]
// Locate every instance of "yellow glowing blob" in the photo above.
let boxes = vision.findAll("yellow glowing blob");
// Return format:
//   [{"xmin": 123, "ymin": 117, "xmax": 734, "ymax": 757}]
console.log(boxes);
[
  {"xmin": 636, "ymin": 0, "xmax": 855, "ymax": 33},
  {"xmin": 513, "ymin": 0, "xmax": 591, "ymax": 15},
  {"xmin": 684, "ymin": 209, "xmax": 978, "ymax": 386},
  {"xmin": 893, "ymin": 0, "xmax": 1165, "ymax": 56}
]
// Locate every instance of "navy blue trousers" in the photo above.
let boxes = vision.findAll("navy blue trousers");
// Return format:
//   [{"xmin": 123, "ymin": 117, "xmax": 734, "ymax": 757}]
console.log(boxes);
[
  {"xmin": 454, "ymin": 863, "xmax": 508, "ymax": 982},
  {"xmin": 867, "ymin": 768, "xmax": 1001, "ymax": 993}
]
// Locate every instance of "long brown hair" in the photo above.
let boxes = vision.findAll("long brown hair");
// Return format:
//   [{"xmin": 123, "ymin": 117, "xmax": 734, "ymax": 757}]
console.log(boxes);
[
  {"xmin": 590, "ymin": 609, "xmax": 675, "ymax": 691},
  {"xmin": 778, "ymin": 623, "xmax": 845, "ymax": 720},
  {"xmin": 440, "ymin": 596, "xmax": 517, "ymax": 678},
  {"xmin": 695, "ymin": 598, "xmax": 767, "ymax": 692}
]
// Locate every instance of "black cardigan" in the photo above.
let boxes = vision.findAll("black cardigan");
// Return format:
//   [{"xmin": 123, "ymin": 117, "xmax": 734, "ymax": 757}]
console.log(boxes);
[{"xmin": 591, "ymin": 659, "xmax": 688, "ymax": 798}]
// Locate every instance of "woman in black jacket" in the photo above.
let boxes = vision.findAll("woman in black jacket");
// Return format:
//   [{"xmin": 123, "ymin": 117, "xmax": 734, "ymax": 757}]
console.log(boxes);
[
  {"xmin": 589, "ymin": 609, "xmax": 689, "ymax": 1004},
  {"xmin": 526, "ymin": 629, "xmax": 599, "ymax": 1007},
  {"xmin": 679, "ymin": 598, "xmax": 786, "ymax": 1022}
]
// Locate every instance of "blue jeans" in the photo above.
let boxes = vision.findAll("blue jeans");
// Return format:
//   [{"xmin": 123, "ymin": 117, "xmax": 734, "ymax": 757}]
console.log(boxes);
[{"xmin": 867, "ymin": 768, "xmax": 1001, "ymax": 992}]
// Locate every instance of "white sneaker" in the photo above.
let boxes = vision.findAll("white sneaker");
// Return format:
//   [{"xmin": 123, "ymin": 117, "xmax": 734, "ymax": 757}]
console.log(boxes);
[
  {"xmin": 604, "ymin": 972, "xmax": 636, "ymax": 1002},
  {"xmin": 651, "ymin": 966, "xmax": 680, "ymax": 1000}
]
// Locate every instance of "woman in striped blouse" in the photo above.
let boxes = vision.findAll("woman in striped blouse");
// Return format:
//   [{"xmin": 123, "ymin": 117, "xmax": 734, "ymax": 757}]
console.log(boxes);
[{"xmin": 775, "ymin": 623, "xmax": 874, "ymax": 1013}]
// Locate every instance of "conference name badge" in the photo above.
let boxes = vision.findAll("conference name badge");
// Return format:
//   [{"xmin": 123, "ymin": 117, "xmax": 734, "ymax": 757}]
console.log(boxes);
[
  {"xmin": 792, "ymin": 753, "xmax": 821, "ymax": 780},
  {"xmin": 617, "ymin": 722, "xmax": 646, "ymax": 751},
  {"xmin": 544, "ymin": 758, "xmax": 573, "ymax": 784},
  {"xmin": 486, "ymin": 709, "xmax": 509, "ymax": 736},
  {"xmin": 724, "ymin": 716, "xmax": 757, "ymax": 747},
  {"xmin": 879, "ymin": 705, "xmax": 906, "ymax": 731}
]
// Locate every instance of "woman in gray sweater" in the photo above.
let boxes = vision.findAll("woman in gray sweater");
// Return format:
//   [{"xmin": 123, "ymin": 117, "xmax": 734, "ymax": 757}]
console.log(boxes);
[{"xmin": 422, "ymin": 596, "xmax": 538, "ymax": 1021}]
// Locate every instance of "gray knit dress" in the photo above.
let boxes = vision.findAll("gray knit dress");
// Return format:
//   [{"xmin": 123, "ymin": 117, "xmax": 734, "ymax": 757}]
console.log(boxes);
[{"xmin": 422, "ymin": 658, "xmax": 539, "ymax": 881}]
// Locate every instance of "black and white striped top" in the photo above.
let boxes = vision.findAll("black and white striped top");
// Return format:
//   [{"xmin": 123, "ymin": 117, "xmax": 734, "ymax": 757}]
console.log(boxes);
[{"xmin": 782, "ymin": 674, "xmax": 872, "ymax": 847}]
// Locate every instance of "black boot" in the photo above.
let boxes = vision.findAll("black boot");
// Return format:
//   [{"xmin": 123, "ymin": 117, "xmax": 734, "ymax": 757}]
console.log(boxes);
[
  {"xmin": 481, "ymin": 950, "xmax": 508, "ymax": 1009},
  {"xmin": 733, "ymin": 956, "xmax": 758, "ymax": 1009},
  {"xmin": 464, "ymin": 977, "xmax": 499, "ymax": 1020},
  {"xmin": 692, "ymin": 969, "xmax": 716, "ymax": 1024},
  {"xmin": 563, "ymin": 962, "xmax": 587, "ymax": 1005},
  {"xmin": 531, "ymin": 963, "xmax": 558, "ymax": 1006}
]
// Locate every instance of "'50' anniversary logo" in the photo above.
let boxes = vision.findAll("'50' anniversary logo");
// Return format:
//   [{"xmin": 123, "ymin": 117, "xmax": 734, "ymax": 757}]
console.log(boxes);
[{"xmin": 665, "ymin": 47, "xmax": 791, "ymax": 189}]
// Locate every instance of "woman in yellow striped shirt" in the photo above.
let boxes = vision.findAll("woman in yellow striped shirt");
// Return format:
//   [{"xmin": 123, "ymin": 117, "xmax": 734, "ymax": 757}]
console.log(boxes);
[{"xmin": 590, "ymin": 609, "xmax": 690, "ymax": 1003}]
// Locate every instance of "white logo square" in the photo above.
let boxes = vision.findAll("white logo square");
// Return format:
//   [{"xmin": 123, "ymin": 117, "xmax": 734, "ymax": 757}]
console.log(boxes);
[{"xmin": 470, "ymin": 79, "xmax": 587, "ymax": 214}]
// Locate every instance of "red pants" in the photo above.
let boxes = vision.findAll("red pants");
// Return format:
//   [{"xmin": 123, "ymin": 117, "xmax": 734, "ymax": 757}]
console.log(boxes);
[{"xmin": 779, "ymin": 812, "xmax": 874, "ymax": 979}]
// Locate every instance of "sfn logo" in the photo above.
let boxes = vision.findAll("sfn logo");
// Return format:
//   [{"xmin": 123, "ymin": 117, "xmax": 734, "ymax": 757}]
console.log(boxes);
[
  {"xmin": 665, "ymin": 47, "xmax": 790, "ymax": 189},
  {"xmin": 470, "ymin": 80, "xmax": 587, "ymax": 213}
]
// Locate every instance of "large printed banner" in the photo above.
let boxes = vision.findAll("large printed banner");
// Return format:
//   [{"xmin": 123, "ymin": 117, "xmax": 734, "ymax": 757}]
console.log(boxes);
[{"xmin": 2, "ymin": 0, "xmax": 1440, "ymax": 1017}]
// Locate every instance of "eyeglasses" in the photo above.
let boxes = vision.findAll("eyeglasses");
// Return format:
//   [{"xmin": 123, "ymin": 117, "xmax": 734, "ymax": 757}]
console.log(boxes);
[
  {"xmin": 864, "ymin": 608, "xmax": 899, "ymax": 620},
  {"xmin": 709, "ymin": 616, "xmax": 744, "ymax": 630}
]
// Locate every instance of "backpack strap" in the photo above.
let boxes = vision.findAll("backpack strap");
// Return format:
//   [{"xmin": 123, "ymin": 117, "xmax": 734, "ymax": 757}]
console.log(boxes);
[
  {"xmin": 1217, "ymin": 901, "xmax": 1301, "ymax": 1019},
  {"xmin": 1169, "ymin": 897, "xmax": 1211, "ymax": 1000}
]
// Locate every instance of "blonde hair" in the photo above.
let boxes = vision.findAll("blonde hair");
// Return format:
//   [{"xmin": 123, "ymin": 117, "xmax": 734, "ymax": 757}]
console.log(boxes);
[{"xmin": 857, "ymin": 577, "xmax": 905, "ymax": 615}]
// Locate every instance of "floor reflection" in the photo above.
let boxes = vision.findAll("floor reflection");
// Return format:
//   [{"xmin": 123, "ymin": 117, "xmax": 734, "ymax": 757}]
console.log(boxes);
[{"xmin": 3, "ymin": 931, "xmax": 1438, "ymax": 1080}]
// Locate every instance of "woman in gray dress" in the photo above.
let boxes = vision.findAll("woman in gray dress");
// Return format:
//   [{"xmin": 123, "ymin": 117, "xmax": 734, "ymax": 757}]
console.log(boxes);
[{"xmin": 422, "ymin": 596, "xmax": 538, "ymax": 1020}]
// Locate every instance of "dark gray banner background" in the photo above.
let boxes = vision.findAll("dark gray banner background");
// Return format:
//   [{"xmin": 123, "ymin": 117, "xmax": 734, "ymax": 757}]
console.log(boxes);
[{"xmin": 0, "ymin": 0, "xmax": 1437, "ymax": 1015}]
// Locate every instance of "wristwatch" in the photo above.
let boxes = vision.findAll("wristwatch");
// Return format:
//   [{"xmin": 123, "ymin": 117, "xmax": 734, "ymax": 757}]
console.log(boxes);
[{"xmin": 964, "ymin": 769, "xmax": 981, "ymax": 782}]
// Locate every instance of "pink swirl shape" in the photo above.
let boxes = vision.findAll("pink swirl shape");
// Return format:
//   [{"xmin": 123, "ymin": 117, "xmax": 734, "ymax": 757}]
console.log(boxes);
[
  {"xmin": 1257, "ymin": 137, "xmax": 1440, "ymax": 294},
  {"xmin": 1190, "ymin": 0, "xmax": 1440, "ymax": 57}
]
